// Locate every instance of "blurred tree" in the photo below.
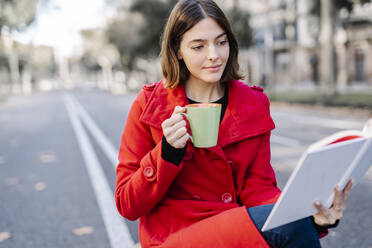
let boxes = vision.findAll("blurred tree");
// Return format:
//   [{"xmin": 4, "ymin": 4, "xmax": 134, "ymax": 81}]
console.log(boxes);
[
  {"xmin": 27, "ymin": 45, "xmax": 55, "ymax": 82},
  {"xmin": 81, "ymin": 28, "xmax": 120, "ymax": 69},
  {"xmin": 80, "ymin": 29, "xmax": 104, "ymax": 71},
  {"xmin": 225, "ymin": 3, "xmax": 252, "ymax": 48},
  {"xmin": 0, "ymin": 0, "xmax": 40, "ymax": 30},
  {"xmin": 0, "ymin": 0, "xmax": 41, "ymax": 94},
  {"xmin": 106, "ymin": 10, "xmax": 145, "ymax": 70},
  {"xmin": 81, "ymin": 28, "xmax": 120, "ymax": 88},
  {"xmin": 130, "ymin": 0, "xmax": 252, "ymax": 54},
  {"xmin": 106, "ymin": 0, "xmax": 252, "ymax": 72},
  {"xmin": 105, "ymin": 0, "xmax": 176, "ymax": 70},
  {"xmin": 129, "ymin": 0, "xmax": 172, "ymax": 58}
]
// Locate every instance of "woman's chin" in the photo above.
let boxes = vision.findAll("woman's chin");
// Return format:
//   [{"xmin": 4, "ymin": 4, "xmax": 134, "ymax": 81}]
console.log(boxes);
[{"xmin": 202, "ymin": 75, "xmax": 223, "ymax": 84}]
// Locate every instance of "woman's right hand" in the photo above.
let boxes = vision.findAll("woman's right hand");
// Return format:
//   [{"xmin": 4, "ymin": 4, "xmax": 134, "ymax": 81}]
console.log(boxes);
[{"xmin": 161, "ymin": 106, "xmax": 189, "ymax": 149}]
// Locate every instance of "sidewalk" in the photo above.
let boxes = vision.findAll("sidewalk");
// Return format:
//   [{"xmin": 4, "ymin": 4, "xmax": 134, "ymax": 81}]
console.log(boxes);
[{"xmin": 270, "ymin": 101, "xmax": 372, "ymax": 119}]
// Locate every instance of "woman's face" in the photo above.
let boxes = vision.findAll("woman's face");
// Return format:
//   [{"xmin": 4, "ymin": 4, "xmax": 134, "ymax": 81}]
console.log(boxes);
[{"xmin": 178, "ymin": 17, "xmax": 230, "ymax": 85}]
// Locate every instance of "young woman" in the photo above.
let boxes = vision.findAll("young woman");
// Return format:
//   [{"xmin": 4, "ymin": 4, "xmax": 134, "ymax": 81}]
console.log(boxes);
[{"xmin": 115, "ymin": 0, "xmax": 352, "ymax": 247}]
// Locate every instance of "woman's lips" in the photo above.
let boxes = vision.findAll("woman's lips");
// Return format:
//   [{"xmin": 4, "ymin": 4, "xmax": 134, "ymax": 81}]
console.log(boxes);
[{"xmin": 203, "ymin": 64, "xmax": 222, "ymax": 72}]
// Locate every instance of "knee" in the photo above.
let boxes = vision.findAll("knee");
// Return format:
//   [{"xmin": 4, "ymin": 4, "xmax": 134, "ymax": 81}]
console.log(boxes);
[
  {"xmin": 280, "ymin": 217, "xmax": 318, "ymax": 240},
  {"xmin": 263, "ymin": 217, "xmax": 321, "ymax": 248}
]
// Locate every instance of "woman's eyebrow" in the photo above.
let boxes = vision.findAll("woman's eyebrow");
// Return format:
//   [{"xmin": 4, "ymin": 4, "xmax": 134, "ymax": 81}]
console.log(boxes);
[
  {"xmin": 188, "ymin": 32, "xmax": 227, "ymax": 44},
  {"xmin": 215, "ymin": 32, "xmax": 227, "ymax": 39}
]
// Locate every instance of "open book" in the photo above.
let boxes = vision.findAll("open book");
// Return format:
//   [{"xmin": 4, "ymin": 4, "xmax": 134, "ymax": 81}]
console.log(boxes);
[{"xmin": 262, "ymin": 119, "xmax": 372, "ymax": 232}]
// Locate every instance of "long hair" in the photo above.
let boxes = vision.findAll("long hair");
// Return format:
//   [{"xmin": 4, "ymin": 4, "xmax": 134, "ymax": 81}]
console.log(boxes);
[{"xmin": 160, "ymin": 0, "xmax": 244, "ymax": 88}]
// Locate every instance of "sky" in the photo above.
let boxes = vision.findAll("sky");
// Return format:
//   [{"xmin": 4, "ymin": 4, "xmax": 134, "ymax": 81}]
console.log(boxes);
[{"xmin": 13, "ymin": 0, "xmax": 116, "ymax": 57}]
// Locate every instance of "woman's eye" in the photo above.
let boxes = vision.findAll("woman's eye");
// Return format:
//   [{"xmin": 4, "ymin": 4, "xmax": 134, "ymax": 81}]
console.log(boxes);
[
  {"xmin": 192, "ymin": 45, "xmax": 203, "ymax": 51},
  {"xmin": 217, "ymin": 40, "xmax": 228, "ymax": 46}
]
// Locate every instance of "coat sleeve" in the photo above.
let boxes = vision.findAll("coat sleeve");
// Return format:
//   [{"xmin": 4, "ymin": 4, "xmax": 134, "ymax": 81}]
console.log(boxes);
[
  {"xmin": 115, "ymin": 91, "xmax": 183, "ymax": 221},
  {"xmin": 239, "ymin": 131, "xmax": 281, "ymax": 208}
]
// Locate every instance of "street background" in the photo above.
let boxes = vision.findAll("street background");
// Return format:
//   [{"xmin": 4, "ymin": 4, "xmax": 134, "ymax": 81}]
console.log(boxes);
[{"xmin": 1, "ymin": 0, "xmax": 372, "ymax": 247}]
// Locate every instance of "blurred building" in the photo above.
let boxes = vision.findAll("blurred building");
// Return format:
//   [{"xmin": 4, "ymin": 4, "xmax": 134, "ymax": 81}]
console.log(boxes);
[
  {"xmin": 337, "ymin": 4, "xmax": 372, "ymax": 88},
  {"xmin": 224, "ymin": 0, "xmax": 372, "ymax": 90},
  {"xmin": 0, "ymin": 35, "xmax": 55, "ymax": 95},
  {"xmin": 245, "ymin": 0, "xmax": 297, "ymax": 88}
]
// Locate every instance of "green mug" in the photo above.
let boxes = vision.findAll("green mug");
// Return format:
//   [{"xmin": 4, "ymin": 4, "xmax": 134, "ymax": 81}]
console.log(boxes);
[{"xmin": 182, "ymin": 103, "xmax": 221, "ymax": 148}]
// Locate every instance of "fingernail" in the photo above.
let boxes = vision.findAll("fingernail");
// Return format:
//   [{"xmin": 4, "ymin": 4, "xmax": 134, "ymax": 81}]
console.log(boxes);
[{"xmin": 315, "ymin": 201, "xmax": 320, "ymax": 206}]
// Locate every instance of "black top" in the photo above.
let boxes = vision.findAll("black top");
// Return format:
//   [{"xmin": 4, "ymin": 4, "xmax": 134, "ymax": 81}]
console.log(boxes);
[
  {"xmin": 188, "ymin": 84, "xmax": 228, "ymax": 124},
  {"xmin": 161, "ymin": 85, "xmax": 228, "ymax": 166}
]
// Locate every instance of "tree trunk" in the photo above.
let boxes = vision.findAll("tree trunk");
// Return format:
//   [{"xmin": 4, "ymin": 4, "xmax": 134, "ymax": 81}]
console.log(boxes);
[
  {"xmin": 8, "ymin": 51, "xmax": 21, "ymax": 94},
  {"xmin": 1, "ymin": 27, "xmax": 22, "ymax": 94}
]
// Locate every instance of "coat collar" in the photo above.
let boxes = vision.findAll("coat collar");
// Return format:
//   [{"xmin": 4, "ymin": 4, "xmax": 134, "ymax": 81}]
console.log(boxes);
[{"xmin": 140, "ymin": 80, "xmax": 275, "ymax": 147}]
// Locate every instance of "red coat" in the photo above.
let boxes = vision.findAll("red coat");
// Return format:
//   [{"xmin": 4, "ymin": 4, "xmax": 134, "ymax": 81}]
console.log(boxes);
[{"xmin": 116, "ymin": 80, "xmax": 283, "ymax": 247}]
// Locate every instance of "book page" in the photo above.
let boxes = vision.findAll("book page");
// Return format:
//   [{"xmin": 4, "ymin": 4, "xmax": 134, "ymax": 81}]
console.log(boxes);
[{"xmin": 262, "ymin": 137, "xmax": 370, "ymax": 232}]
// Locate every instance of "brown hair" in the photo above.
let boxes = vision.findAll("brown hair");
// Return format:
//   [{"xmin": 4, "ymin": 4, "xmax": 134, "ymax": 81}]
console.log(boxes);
[{"xmin": 160, "ymin": 0, "xmax": 244, "ymax": 88}]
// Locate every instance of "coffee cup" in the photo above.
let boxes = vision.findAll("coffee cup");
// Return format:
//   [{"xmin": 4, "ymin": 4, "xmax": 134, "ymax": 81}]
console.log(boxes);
[{"xmin": 182, "ymin": 103, "xmax": 221, "ymax": 148}]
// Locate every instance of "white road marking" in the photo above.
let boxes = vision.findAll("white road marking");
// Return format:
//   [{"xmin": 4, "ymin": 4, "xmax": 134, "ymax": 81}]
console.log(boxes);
[
  {"xmin": 64, "ymin": 95, "xmax": 135, "ymax": 248},
  {"xmin": 69, "ymin": 96, "xmax": 118, "ymax": 167}
]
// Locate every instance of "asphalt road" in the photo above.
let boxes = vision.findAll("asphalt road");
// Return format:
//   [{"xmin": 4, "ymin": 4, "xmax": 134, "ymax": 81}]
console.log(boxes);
[{"xmin": 0, "ymin": 88, "xmax": 371, "ymax": 248}]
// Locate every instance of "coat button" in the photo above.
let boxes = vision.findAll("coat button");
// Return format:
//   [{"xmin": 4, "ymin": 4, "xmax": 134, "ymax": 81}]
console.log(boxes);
[
  {"xmin": 184, "ymin": 150, "xmax": 192, "ymax": 161},
  {"xmin": 221, "ymin": 193, "xmax": 233, "ymax": 203},
  {"xmin": 143, "ymin": 166, "xmax": 154, "ymax": 178},
  {"xmin": 228, "ymin": 160, "xmax": 234, "ymax": 166},
  {"xmin": 192, "ymin": 195, "xmax": 201, "ymax": 200}
]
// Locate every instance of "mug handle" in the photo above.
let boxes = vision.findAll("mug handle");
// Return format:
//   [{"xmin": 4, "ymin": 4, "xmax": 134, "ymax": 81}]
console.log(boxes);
[{"xmin": 181, "ymin": 113, "xmax": 194, "ymax": 144}]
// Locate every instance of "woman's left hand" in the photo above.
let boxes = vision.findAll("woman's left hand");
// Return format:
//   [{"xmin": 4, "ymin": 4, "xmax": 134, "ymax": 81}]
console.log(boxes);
[{"xmin": 312, "ymin": 179, "xmax": 353, "ymax": 226}]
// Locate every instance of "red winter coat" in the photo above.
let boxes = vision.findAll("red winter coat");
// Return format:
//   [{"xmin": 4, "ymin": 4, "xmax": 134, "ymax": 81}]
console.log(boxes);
[{"xmin": 116, "ymin": 80, "xmax": 287, "ymax": 247}]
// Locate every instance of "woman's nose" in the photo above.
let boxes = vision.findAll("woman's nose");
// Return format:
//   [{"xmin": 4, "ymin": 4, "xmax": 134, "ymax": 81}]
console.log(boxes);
[{"xmin": 207, "ymin": 45, "xmax": 219, "ymax": 61}]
